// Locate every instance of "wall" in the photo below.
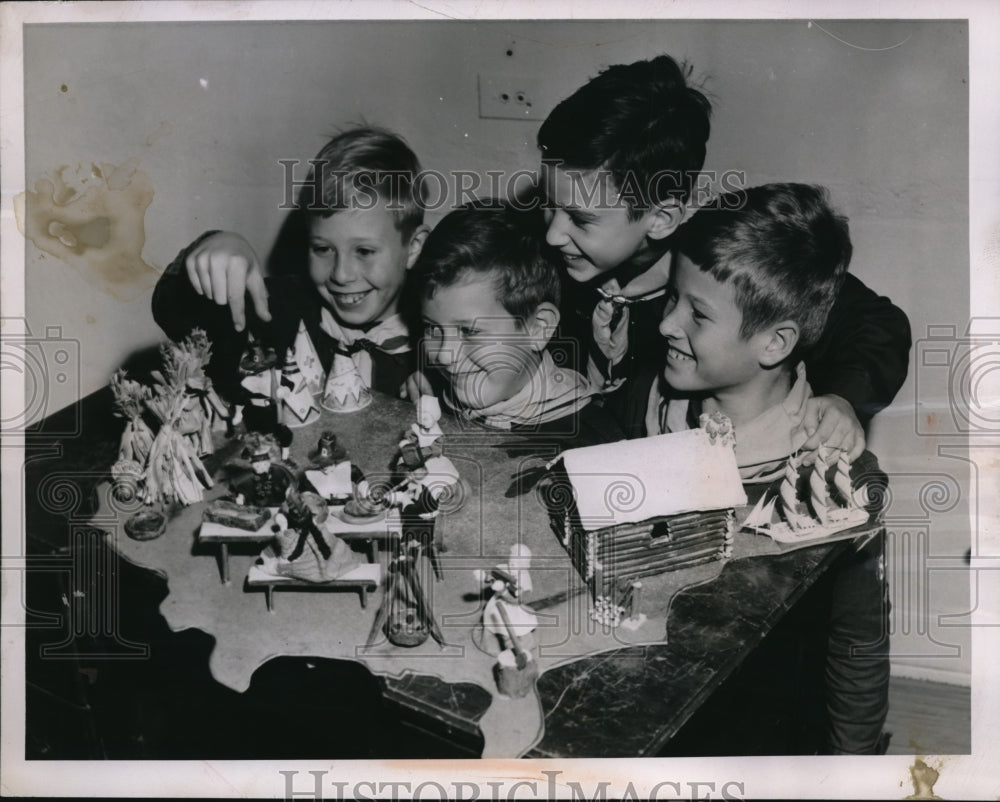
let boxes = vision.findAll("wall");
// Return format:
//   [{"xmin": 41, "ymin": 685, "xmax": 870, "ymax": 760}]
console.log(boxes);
[{"xmin": 20, "ymin": 19, "xmax": 971, "ymax": 682}]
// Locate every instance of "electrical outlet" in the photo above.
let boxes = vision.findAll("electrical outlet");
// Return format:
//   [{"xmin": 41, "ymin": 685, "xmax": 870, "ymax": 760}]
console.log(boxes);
[{"xmin": 478, "ymin": 73, "xmax": 544, "ymax": 120}]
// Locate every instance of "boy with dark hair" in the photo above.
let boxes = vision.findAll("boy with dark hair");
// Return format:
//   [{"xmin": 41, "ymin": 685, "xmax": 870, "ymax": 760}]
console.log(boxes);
[
  {"xmin": 647, "ymin": 183, "xmax": 889, "ymax": 754},
  {"xmin": 153, "ymin": 125, "xmax": 429, "ymax": 403},
  {"xmin": 413, "ymin": 201, "xmax": 621, "ymax": 444},
  {"xmin": 538, "ymin": 54, "xmax": 911, "ymax": 456}
]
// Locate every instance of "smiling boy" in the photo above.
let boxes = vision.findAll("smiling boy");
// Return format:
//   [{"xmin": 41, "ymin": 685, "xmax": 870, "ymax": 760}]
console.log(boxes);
[
  {"xmin": 538, "ymin": 54, "xmax": 912, "ymax": 457},
  {"xmin": 646, "ymin": 183, "xmax": 890, "ymax": 753},
  {"xmin": 153, "ymin": 126, "xmax": 429, "ymax": 403},
  {"xmin": 413, "ymin": 202, "xmax": 620, "ymax": 444}
]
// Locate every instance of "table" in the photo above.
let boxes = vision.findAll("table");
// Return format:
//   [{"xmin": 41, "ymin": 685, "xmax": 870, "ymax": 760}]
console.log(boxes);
[{"xmin": 22, "ymin": 382, "xmax": 872, "ymax": 758}]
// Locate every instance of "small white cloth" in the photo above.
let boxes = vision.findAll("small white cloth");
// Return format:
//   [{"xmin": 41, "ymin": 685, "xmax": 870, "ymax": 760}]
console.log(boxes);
[{"xmin": 446, "ymin": 351, "xmax": 595, "ymax": 430}]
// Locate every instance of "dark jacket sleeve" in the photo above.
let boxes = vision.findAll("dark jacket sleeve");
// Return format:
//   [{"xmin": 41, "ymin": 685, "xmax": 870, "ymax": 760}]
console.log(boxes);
[
  {"xmin": 151, "ymin": 231, "xmax": 250, "ymax": 402},
  {"xmin": 804, "ymin": 274, "xmax": 912, "ymax": 427}
]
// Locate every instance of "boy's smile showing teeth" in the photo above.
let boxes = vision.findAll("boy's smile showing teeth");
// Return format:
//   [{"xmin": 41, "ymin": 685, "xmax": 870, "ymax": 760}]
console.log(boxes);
[
  {"xmin": 667, "ymin": 345, "xmax": 694, "ymax": 362},
  {"xmin": 307, "ymin": 202, "xmax": 422, "ymax": 327},
  {"xmin": 331, "ymin": 290, "xmax": 372, "ymax": 307}
]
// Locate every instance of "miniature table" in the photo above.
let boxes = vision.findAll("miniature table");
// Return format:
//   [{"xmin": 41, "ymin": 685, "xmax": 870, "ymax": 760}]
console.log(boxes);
[
  {"xmin": 198, "ymin": 519, "xmax": 277, "ymax": 584},
  {"xmin": 324, "ymin": 507, "xmax": 402, "ymax": 563},
  {"xmin": 23, "ymin": 382, "xmax": 872, "ymax": 758}
]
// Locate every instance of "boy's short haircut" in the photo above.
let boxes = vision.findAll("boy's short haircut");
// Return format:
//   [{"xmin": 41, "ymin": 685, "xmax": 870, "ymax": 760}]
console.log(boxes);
[
  {"xmin": 674, "ymin": 183, "xmax": 852, "ymax": 349},
  {"xmin": 304, "ymin": 125, "xmax": 425, "ymax": 240},
  {"xmin": 537, "ymin": 54, "xmax": 711, "ymax": 218},
  {"xmin": 414, "ymin": 201, "xmax": 561, "ymax": 322}
]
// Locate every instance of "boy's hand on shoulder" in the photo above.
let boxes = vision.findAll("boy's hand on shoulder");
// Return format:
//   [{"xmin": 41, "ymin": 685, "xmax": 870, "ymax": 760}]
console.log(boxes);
[
  {"xmin": 185, "ymin": 231, "xmax": 272, "ymax": 332},
  {"xmin": 401, "ymin": 370, "xmax": 434, "ymax": 403},
  {"xmin": 795, "ymin": 394, "xmax": 865, "ymax": 465},
  {"xmin": 592, "ymin": 295, "xmax": 629, "ymax": 366}
]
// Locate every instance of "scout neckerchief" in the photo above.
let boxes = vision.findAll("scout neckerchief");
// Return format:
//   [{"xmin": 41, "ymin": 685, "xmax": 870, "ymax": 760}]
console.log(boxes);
[
  {"xmin": 646, "ymin": 361, "xmax": 812, "ymax": 482},
  {"xmin": 591, "ymin": 282, "xmax": 668, "ymax": 392},
  {"xmin": 446, "ymin": 350, "xmax": 596, "ymax": 430},
  {"xmin": 318, "ymin": 308, "xmax": 410, "ymax": 390}
]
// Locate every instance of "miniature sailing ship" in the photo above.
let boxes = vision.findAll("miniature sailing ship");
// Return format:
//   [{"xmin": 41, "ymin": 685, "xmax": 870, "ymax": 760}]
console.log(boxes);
[
  {"xmin": 545, "ymin": 424, "xmax": 748, "ymax": 601},
  {"xmin": 742, "ymin": 447, "xmax": 871, "ymax": 546}
]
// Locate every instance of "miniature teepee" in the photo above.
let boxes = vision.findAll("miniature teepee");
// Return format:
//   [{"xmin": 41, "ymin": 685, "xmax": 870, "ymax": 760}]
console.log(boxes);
[
  {"xmin": 322, "ymin": 352, "xmax": 372, "ymax": 413},
  {"xmin": 278, "ymin": 351, "xmax": 321, "ymax": 427},
  {"xmin": 292, "ymin": 321, "xmax": 324, "ymax": 396}
]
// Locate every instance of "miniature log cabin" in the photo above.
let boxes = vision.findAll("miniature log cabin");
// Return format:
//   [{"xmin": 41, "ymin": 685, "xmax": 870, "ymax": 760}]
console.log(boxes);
[{"xmin": 545, "ymin": 427, "xmax": 748, "ymax": 600}]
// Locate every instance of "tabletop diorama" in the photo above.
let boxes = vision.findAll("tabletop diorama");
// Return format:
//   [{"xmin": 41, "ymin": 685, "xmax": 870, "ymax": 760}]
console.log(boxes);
[{"xmin": 103, "ymin": 331, "xmax": 885, "ymax": 754}]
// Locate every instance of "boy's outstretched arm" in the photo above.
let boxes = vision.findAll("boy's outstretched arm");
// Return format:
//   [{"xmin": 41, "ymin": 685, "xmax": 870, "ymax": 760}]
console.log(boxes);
[
  {"xmin": 804, "ymin": 273, "xmax": 913, "ymax": 428},
  {"xmin": 152, "ymin": 231, "xmax": 271, "ymax": 401}
]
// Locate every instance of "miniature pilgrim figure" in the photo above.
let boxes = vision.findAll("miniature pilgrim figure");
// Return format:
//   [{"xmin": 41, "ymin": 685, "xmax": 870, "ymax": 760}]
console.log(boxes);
[
  {"xmin": 397, "ymin": 394, "xmax": 444, "ymax": 469},
  {"xmin": 478, "ymin": 561, "xmax": 540, "ymax": 697},
  {"xmin": 304, "ymin": 430, "xmax": 367, "ymax": 505},
  {"xmin": 236, "ymin": 340, "xmax": 293, "ymax": 458},
  {"xmin": 234, "ymin": 440, "xmax": 294, "ymax": 510},
  {"xmin": 256, "ymin": 490, "xmax": 359, "ymax": 583},
  {"xmin": 385, "ymin": 455, "xmax": 467, "ymax": 578},
  {"xmin": 475, "ymin": 565, "xmax": 538, "ymax": 656}
]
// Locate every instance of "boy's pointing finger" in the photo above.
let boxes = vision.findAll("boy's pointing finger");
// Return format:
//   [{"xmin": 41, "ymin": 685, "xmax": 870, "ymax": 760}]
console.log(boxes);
[
  {"xmin": 246, "ymin": 270, "xmax": 272, "ymax": 325},
  {"xmin": 228, "ymin": 273, "xmax": 247, "ymax": 332}
]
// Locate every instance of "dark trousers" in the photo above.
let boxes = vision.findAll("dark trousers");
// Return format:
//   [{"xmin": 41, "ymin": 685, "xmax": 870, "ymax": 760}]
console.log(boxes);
[{"xmin": 823, "ymin": 531, "xmax": 890, "ymax": 754}]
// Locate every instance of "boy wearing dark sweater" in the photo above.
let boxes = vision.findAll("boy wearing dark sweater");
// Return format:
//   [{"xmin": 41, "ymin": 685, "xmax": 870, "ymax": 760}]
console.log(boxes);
[
  {"xmin": 153, "ymin": 126, "xmax": 429, "ymax": 404},
  {"xmin": 538, "ymin": 54, "xmax": 911, "ymax": 453}
]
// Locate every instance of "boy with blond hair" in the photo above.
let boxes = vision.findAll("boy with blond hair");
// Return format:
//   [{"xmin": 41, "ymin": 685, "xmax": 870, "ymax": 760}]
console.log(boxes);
[{"xmin": 153, "ymin": 125, "xmax": 429, "ymax": 403}]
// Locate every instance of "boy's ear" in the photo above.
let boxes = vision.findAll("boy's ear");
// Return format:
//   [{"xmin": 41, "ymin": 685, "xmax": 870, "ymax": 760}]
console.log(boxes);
[
  {"xmin": 405, "ymin": 225, "xmax": 431, "ymax": 269},
  {"xmin": 645, "ymin": 199, "xmax": 686, "ymax": 242},
  {"xmin": 758, "ymin": 321, "xmax": 800, "ymax": 367},
  {"xmin": 524, "ymin": 302, "xmax": 561, "ymax": 351}
]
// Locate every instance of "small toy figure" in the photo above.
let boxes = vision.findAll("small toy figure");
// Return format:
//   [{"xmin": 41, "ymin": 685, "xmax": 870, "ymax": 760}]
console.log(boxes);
[
  {"xmin": 405, "ymin": 392, "xmax": 445, "ymax": 453},
  {"xmin": 395, "ymin": 394, "xmax": 444, "ymax": 473},
  {"xmin": 304, "ymin": 431, "xmax": 368, "ymax": 505},
  {"xmin": 234, "ymin": 440, "xmax": 294, "ymax": 509},
  {"xmin": 277, "ymin": 351, "xmax": 321, "ymax": 427},
  {"xmin": 475, "ymin": 564, "xmax": 538, "ymax": 656},
  {"xmin": 236, "ymin": 339, "xmax": 293, "ymax": 458},
  {"xmin": 256, "ymin": 490, "xmax": 359, "ymax": 583},
  {"xmin": 322, "ymin": 352, "xmax": 372, "ymax": 413},
  {"xmin": 384, "ymin": 455, "xmax": 467, "ymax": 579},
  {"xmin": 473, "ymin": 561, "xmax": 539, "ymax": 698}
]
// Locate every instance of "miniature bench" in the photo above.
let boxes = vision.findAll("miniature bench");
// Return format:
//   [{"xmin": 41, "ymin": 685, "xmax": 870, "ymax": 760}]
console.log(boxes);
[
  {"xmin": 199, "ymin": 518, "xmax": 277, "ymax": 584},
  {"xmin": 246, "ymin": 563, "xmax": 381, "ymax": 612}
]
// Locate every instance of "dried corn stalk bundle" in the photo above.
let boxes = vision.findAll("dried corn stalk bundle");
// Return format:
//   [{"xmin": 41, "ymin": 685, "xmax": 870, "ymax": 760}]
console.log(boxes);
[
  {"xmin": 110, "ymin": 370, "xmax": 154, "ymax": 465},
  {"xmin": 110, "ymin": 329, "xmax": 218, "ymax": 507}
]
